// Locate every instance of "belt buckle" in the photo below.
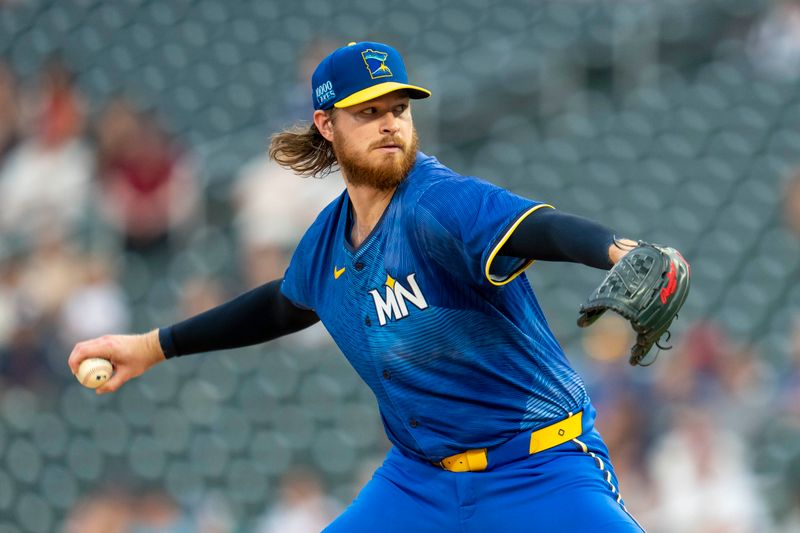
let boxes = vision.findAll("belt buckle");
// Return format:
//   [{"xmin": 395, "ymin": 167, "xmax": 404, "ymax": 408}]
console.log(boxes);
[{"xmin": 440, "ymin": 448, "xmax": 487, "ymax": 472}]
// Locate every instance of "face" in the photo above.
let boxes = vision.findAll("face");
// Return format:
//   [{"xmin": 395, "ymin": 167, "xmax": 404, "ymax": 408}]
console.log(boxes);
[{"xmin": 315, "ymin": 91, "xmax": 418, "ymax": 191}]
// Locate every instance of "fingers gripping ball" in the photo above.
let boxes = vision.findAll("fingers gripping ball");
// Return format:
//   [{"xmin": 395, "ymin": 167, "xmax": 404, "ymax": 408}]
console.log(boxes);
[
  {"xmin": 577, "ymin": 242, "xmax": 691, "ymax": 366},
  {"xmin": 76, "ymin": 358, "xmax": 114, "ymax": 389}
]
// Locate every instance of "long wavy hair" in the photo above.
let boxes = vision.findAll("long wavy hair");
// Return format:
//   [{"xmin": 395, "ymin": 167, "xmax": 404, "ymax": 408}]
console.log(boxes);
[{"xmin": 268, "ymin": 112, "xmax": 338, "ymax": 177}]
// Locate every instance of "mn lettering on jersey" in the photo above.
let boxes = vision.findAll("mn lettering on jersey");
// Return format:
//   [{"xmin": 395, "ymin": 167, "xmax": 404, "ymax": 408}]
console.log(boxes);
[{"xmin": 369, "ymin": 273, "xmax": 428, "ymax": 326}]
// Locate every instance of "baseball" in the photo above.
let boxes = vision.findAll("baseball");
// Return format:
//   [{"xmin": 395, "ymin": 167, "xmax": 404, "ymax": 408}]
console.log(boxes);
[{"xmin": 76, "ymin": 357, "xmax": 114, "ymax": 389}]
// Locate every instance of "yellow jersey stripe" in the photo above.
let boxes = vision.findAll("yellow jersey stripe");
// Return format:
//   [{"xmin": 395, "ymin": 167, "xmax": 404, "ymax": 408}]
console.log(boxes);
[{"xmin": 484, "ymin": 204, "xmax": 555, "ymax": 287}]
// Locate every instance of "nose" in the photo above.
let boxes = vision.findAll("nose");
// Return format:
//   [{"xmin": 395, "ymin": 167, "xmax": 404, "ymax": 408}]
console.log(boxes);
[{"xmin": 379, "ymin": 111, "xmax": 400, "ymax": 135}]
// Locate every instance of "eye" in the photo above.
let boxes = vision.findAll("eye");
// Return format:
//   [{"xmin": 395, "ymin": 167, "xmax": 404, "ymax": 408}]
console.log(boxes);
[
  {"xmin": 395, "ymin": 104, "xmax": 408, "ymax": 114},
  {"xmin": 361, "ymin": 107, "xmax": 377, "ymax": 115}
]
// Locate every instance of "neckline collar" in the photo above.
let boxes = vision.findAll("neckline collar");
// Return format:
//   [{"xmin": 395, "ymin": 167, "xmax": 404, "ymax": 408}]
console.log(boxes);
[{"xmin": 340, "ymin": 152, "xmax": 427, "ymax": 254}]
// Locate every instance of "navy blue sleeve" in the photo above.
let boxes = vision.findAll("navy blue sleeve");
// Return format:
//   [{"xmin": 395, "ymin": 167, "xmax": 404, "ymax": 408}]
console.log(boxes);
[
  {"xmin": 499, "ymin": 209, "xmax": 616, "ymax": 270},
  {"xmin": 415, "ymin": 176, "xmax": 553, "ymax": 286},
  {"xmin": 158, "ymin": 279, "xmax": 319, "ymax": 358}
]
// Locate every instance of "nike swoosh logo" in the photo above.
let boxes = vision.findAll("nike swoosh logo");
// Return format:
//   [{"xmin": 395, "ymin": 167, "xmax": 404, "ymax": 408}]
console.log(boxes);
[{"xmin": 334, "ymin": 266, "xmax": 346, "ymax": 279}]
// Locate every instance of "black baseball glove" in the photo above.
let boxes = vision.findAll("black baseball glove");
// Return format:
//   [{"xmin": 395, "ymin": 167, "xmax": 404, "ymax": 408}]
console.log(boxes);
[{"xmin": 577, "ymin": 242, "xmax": 691, "ymax": 365}]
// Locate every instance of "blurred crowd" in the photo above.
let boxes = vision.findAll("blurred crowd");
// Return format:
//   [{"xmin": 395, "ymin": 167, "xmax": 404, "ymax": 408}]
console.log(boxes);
[
  {"xmin": 573, "ymin": 315, "xmax": 793, "ymax": 532},
  {"xmin": 64, "ymin": 468, "xmax": 341, "ymax": 533},
  {"xmin": 2, "ymin": 3, "xmax": 800, "ymax": 532},
  {"xmin": 0, "ymin": 55, "xmax": 197, "ymax": 393},
  {"xmin": 0, "ymin": 46, "xmax": 343, "ymax": 386},
  {"xmin": 0, "ymin": 51, "xmax": 345, "ymax": 531}
]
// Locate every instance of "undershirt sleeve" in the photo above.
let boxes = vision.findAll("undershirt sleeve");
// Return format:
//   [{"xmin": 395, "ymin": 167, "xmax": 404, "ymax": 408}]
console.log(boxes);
[
  {"xmin": 158, "ymin": 279, "xmax": 320, "ymax": 358},
  {"xmin": 498, "ymin": 209, "xmax": 616, "ymax": 270}
]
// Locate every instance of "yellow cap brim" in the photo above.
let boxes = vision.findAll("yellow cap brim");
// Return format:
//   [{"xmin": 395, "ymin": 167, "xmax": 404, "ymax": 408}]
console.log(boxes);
[{"xmin": 334, "ymin": 81, "xmax": 431, "ymax": 108}]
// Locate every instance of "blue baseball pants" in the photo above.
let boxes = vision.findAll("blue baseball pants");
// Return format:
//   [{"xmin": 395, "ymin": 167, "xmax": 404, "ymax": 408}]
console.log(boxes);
[{"xmin": 324, "ymin": 416, "xmax": 644, "ymax": 532}]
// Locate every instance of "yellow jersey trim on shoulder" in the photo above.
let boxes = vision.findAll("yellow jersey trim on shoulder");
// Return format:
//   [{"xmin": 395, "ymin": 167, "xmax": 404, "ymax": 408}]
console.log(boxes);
[{"xmin": 484, "ymin": 203, "xmax": 555, "ymax": 287}]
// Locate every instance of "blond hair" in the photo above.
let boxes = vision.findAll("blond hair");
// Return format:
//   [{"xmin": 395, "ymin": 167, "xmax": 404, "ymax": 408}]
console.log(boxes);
[{"xmin": 268, "ymin": 117, "xmax": 337, "ymax": 177}]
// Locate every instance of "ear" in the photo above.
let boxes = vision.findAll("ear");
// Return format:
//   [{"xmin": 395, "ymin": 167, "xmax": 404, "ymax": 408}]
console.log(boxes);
[{"xmin": 314, "ymin": 110, "xmax": 335, "ymax": 142}]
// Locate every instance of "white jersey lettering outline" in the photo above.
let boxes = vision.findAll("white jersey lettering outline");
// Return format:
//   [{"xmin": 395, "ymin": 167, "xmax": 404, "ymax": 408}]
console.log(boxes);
[{"xmin": 369, "ymin": 273, "xmax": 428, "ymax": 326}]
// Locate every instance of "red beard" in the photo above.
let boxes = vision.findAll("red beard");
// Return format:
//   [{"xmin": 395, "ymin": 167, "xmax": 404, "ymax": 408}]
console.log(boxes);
[{"xmin": 333, "ymin": 128, "xmax": 419, "ymax": 191}]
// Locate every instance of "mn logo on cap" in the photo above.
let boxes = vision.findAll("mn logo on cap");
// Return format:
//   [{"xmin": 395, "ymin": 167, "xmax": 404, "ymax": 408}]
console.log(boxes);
[{"xmin": 361, "ymin": 49, "xmax": 393, "ymax": 80}]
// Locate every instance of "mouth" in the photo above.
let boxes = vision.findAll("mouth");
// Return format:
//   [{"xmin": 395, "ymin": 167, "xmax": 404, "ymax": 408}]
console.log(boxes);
[{"xmin": 375, "ymin": 144, "xmax": 403, "ymax": 153}]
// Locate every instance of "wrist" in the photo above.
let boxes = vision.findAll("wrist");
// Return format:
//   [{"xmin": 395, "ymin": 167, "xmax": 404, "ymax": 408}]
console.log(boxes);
[
  {"xmin": 143, "ymin": 329, "xmax": 166, "ymax": 365},
  {"xmin": 609, "ymin": 238, "xmax": 638, "ymax": 265}
]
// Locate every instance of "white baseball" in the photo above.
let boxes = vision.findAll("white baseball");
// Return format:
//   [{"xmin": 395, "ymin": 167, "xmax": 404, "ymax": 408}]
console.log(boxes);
[{"xmin": 76, "ymin": 357, "xmax": 114, "ymax": 389}]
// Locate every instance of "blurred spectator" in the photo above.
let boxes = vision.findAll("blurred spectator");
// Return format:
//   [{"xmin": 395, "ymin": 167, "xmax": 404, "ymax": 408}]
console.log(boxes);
[
  {"xmin": 783, "ymin": 169, "xmax": 800, "ymax": 238},
  {"xmin": 577, "ymin": 314, "xmax": 652, "ymax": 460},
  {"xmin": 18, "ymin": 228, "xmax": 84, "ymax": 322},
  {"xmin": 179, "ymin": 274, "xmax": 227, "ymax": 317},
  {"xmin": 0, "ymin": 56, "xmax": 92, "ymax": 242},
  {"xmin": 0, "ymin": 316, "xmax": 50, "ymax": 390},
  {"xmin": 232, "ymin": 157, "xmax": 343, "ymax": 287},
  {"xmin": 96, "ymin": 97, "xmax": 200, "ymax": 254},
  {"xmin": 193, "ymin": 492, "xmax": 235, "ymax": 533},
  {"xmin": 255, "ymin": 467, "xmax": 341, "ymax": 533},
  {"xmin": 581, "ymin": 313, "xmax": 635, "ymax": 365},
  {"xmin": 716, "ymin": 342, "xmax": 773, "ymax": 432},
  {"xmin": 0, "ymin": 61, "xmax": 20, "ymax": 163},
  {"xmin": 576, "ymin": 314, "xmax": 644, "ymax": 395},
  {"xmin": 66, "ymin": 487, "xmax": 196, "ymax": 533},
  {"xmin": 130, "ymin": 490, "xmax": 194, "ymax": 533},
  {"xmin": 22, "ymin": 55, "xmax": 86, "ymax": 142},
  {"xmin": 748, "ymin": 0, "xmax": 800, "ymax": 79},
  {"xmin": 595, "ymin": 390, "xmax": 656, "ymax": 527},
  {"xmin": 647, "ymin": 406, "xmax": 770, "ymax": 532},
  {"xmin": 58, "ymin": 254, "xmax": 130, "ymax": 346},
  {"xmin": 778, "ymin": 315, "xmax": 800, "ymax": 417},
  {"xmin": 652, "ymin": 320, "xmax": 772, "ymax": 435},
  {"xmin": 653, "ymin": 320, "xmax": 733, "ymax": 404},
  {"xmin": 576, "ymin": 314, "xmax": 652, "ymax": 465},
  {"xmin": 575, "ymin": 315, "xmax": 657, "ymax": 528},
  {"xmin": 64, "ymin": 488, "xmax": 134, "ymax": 533},
  {"xmin": 0, "ymin": 254, "xmax": 23, "ymax": 347},
  {"xmin": 232, "ymin": 38, "xmax": 343, "ymax": 288},
  {"xmin": 0, "ymin": 230, "xmax": 86, "ymax": 389},
  {"xmin": 0, "ymin": 253, "xmax": 51, "ymax": 391}
]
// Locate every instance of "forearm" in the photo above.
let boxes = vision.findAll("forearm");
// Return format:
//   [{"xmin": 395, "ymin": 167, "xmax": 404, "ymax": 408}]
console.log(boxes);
[
  {"xmin": 159, "ymin": 279, "xmax": 320, "ymax": 358},
  {"xmin": 500, "ymin": 209, "xmax": 634, "ymax": 269}
]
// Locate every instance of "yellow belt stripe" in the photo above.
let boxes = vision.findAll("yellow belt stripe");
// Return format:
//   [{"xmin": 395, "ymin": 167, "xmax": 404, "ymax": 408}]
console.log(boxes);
[
  {"xmin": 529, "ymin": 410, "xmax": 583, "ymax": 455},
  {"xmin": 440, "ymin": 411, "xmax": 583, "ymax": 473}
]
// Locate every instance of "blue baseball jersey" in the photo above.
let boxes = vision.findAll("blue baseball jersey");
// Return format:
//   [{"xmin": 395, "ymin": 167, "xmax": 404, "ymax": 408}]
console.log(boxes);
[{"xmin": 281, "ymin": 153, "xmax": 588, "ymax": 461}]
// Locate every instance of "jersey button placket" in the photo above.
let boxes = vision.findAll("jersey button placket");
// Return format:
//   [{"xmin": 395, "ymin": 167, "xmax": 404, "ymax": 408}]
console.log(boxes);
[{"xmin": 354, "ymin": 261, "xmax": 365, "ymax": 271}]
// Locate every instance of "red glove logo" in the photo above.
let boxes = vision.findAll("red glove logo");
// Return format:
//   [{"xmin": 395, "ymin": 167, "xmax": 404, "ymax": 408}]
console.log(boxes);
[{"xmin": 660, "ymin": 262, "xmax": 678, "ymax": 304}]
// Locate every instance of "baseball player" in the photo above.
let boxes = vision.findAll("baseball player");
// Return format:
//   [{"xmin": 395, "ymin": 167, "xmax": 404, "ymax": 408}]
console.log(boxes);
[{"xmin": 69, "ymin": 42, "xmax": 663, "ymax": 531}]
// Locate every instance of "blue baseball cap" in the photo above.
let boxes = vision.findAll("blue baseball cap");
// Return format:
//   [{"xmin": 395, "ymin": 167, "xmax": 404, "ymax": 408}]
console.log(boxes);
[{"xmin": 311, "ymin": 41, "xmax": 431, "ymax": 110}]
